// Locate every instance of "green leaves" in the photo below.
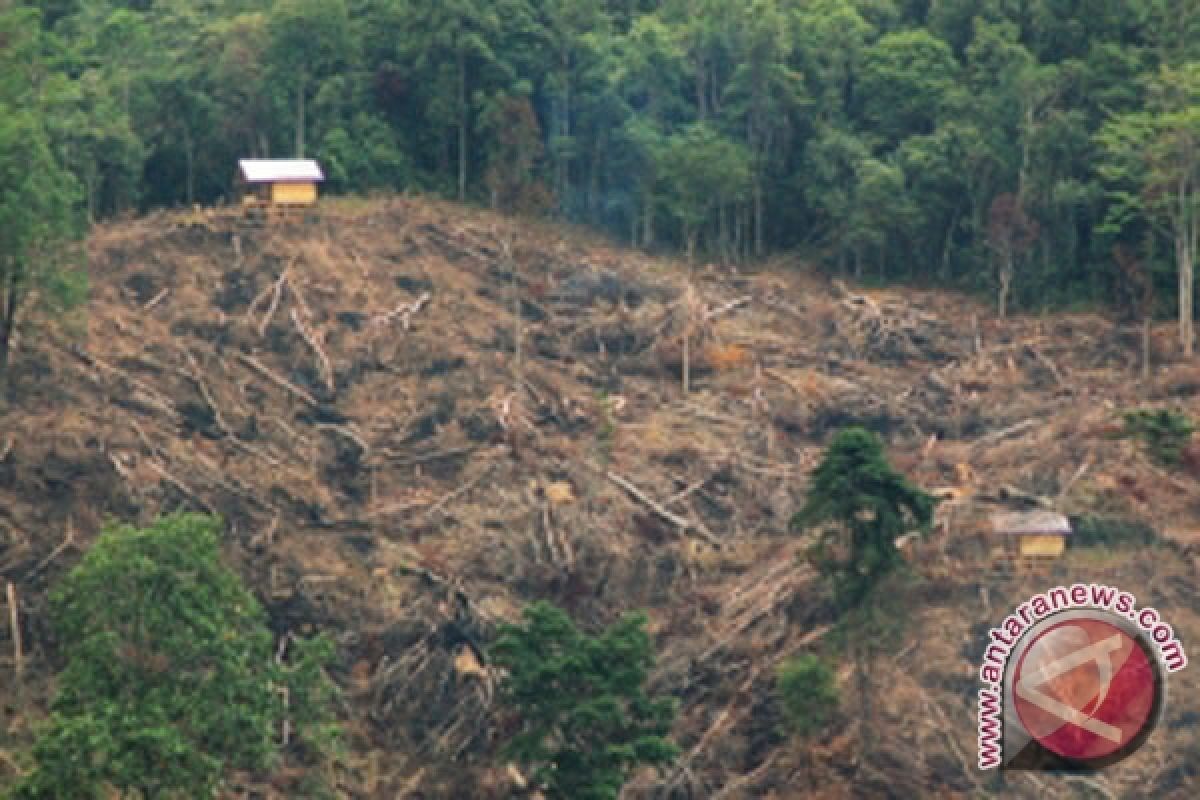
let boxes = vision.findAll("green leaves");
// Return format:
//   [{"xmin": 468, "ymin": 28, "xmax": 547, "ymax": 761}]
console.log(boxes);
[
  {"xmin": 490, "ymin": 601, "xmax": 678, "ymax": 800},
  {"xmin": 793, "ymin": 428, "xmax": 935, "ymax": 611},
  {"xmin": 1120, "ymin": 408, "xmax": 1197, "ymax": 465},
  {"xmin": 13, "ymin": 513, "xmax": 338, "ymax": 799},
  {"xmin": 777, "ymin": 655, "xmax": 839, "ymax": 738},
  {"xmin": 0, "ymin": 4, "xmax": 85, "ymax": 385}
]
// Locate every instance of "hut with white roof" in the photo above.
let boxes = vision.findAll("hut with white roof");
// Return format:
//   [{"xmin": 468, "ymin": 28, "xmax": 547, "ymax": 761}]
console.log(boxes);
[
  {"xmin": 990, "ymin": 510, "xmax": 1072, "ymax": 560},
  {"xmin": 236, "ymin": 159, "xmax": 324, "ymax": 211}
]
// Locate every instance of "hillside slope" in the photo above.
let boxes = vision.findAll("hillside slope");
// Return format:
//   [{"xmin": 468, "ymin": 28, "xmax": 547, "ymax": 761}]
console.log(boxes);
[{"xmin": 1, "ymin": 197, "xmax": 1199, "ymax": 799}]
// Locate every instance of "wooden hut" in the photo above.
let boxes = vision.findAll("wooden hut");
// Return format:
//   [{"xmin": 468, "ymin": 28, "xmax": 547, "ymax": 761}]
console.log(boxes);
[
  {"xmin": 236, "ymin": 159, "xmax": 324, "ymax": 214},
  {"xmin": 990, "ymin": 510, "xmax": 1072, "ymax": 561}
]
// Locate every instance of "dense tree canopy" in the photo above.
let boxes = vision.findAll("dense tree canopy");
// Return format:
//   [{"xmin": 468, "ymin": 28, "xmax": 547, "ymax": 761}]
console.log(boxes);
[
  {"xmin": 0, "ymin": 3, "xmax": 84, "ymax": 386},
  {"xmin": 12, "ymin": 513, "xmax": 338, "ymax": 799},
  {"xmin": 5, "ymin": 0, "xmax": 1199, "ymax": 325}
]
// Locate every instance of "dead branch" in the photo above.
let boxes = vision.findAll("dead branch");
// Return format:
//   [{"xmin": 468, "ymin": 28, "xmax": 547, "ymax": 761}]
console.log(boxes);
[
  {"xmin": 290, "ymin": 308, "xmax": 335, "ymax": 394},
  {"xmin": 66, "ymin": 345, "xmax": 181, "ymax": 421},
  {"xmin": 182, "ymin": 349, "xmax": 232, "ymax": 434},
  {"xmin": 26, "ymin": 517, "xmax": 76, "ymax": 579},
  {"xmin": 235, "ymin": 352, "xmax": 319, "ymax": 408},
  {"xmin": 370, "ymin": 291, "xmax": 432, "ymax": 332},
  {"xmin": 978, "ymin": 484, "xmax": 1055, "ymax": 510},
  {"xmin": 143, "ymin": 287, "xmax": 170, "ymax": 310},
  {"xmin": 704, "ymin": 295, "xmax": 752, "ymax": 322},
  {"xmin": 710, "ymin": 752, "xmax": 778, "ymax": 800},
  {"xmin": 1057, "ymin": 450, "xmax": 1094, "ymax": 503},
  {"xmin": 146, "ymin": 459, "xmax": 214, "ymax": 513},
  {"xmin": 607, "ymin": 471, "xmax": 723, "ymax": 548},
  {"xmin": 316, "ymin": 423, "xmax": 370, "ymax": 458},
  {"xmin": 1026, "ymin": 344, "xmax": 1071, "ymax": 391},
  {"xmin": 7, "ymin": 582, "xmax": 22, "ymax": 682},
  {"xmin": 383, "ymin": 446, "xmax": 477, "ymax": 468},
  {"xmin": 1061, "ymin": 777, "xmax": 1117, "ymax": 800},
  {"xmin": 665, "ymin": 475, "xmax": 712, "ymax": 506},
  {"xmin": 248, "ymin": 266, "xmax": 290, "ymax": 336},
  {"xmin": 420, "ymin": 462, "xmax": 498, "ymax": 522},
  {"xmin": 972, "ymin": 418, "xmax": 1038, "ymax": 450},
  {"xmin": 663, "ymin": 674, "xmax": 757, "ymax": 793}
]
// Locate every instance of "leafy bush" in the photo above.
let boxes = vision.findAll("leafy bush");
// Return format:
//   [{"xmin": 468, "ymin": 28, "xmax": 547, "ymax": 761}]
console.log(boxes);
[
  {"xmin": 490, "ymin": 601, "xmax": 678, "ymax": 800},
  {"xmin": 1070, "ymin": 514, "xmax": 1159, "ymax": 549},
  {"xmin": 777, "ymin": 655, "xmax": 839, "ymax": 738},
  {"xmin": 12, "ymin": 513, "xmax": 339, "ymax": 799},
  {"xmin": 1121, "ymin": 408, "xmax": 1196, "ymax": 465}
]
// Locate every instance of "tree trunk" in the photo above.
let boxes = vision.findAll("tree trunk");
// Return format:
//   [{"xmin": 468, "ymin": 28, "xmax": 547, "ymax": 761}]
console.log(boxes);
[
  {"xmin": 184, "ymin": 129, "xmax": 195, "ymax": 207},
  {"xmin": 1143, "ymin": 315, "xmax": 1152, "ymax": 381},
  {"xmin": 588, "ymin": 136, "xmax": 602, "ymax": 224},
  {"xmin": 1178, "ymin": 226, "xmax": 1193, "ymax": 358},
  {"xmin": 1185, "ymin": 181, "xmax": 1199, "ymax": 358},
  {"xmin": 754, "ymin": 179, "xmax": 764, "ymax": 259},
  {"xmin": 642, "ymin": 195, "xmax": 654, "ymax": 249},
  {"xmin": 1, "ymin": 272, "xmax": 20, "ymax": 392},
  {"xmin": 856, "ymin": 643, "xmax": 874, "ymax": 759},
  {"xmin": 294, "ymin": 74, "xmax": 306, "ymax": 158},
  {"xmin": 558, "ymin": 50, "xmax": 571, "ymax": 213},
  {"xmin": 457, "ymin": 50, "xmax": 468, "ymax": 203},
  {"xmin": 998, "ymin": 251, "xmax": 1013, "ymax": 319}
]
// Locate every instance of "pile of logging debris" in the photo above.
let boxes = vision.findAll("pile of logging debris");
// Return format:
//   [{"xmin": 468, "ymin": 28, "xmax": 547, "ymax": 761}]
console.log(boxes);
[{"xmin": 0, "ymin": 196, "xmax": 1198, "ymax": 799}]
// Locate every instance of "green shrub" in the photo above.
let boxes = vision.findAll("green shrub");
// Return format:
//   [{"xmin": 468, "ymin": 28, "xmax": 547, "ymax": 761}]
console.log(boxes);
[
  {"xmin": 777, "ymin": 654, "xmax": 839, "ymax": 738},
  {"xmin": 1070, "ymin": 514, "xmax": 1159, "ymax": 549},
  {"xmin": 1121, "ymin": 408, "xmax": 1196, "ymax": 466}
]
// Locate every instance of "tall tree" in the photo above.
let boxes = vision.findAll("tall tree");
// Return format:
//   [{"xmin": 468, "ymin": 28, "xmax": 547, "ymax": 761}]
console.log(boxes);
[
  {"xmin": 400, "ymin": 0, "xmax": 511, "ymax": 201},
  {"xmin": 725, "ymin": 0, "xmax": 806, "ymax": 257},
  {"xmin": 791, "ymin": 427, "xmax": 935, "ymax": 754},
  {"xmin": 267, "ymin": 0, "xmax": 353, "ymax": 158},
  {"xmin": 656, "ymin": 122, "xmax": 752, "ymax": 260},
  {"xmin": 1097, "ymin": 64, "xmax": 1200, "ymax": 356},
  {"xmin": 986, "ymin": 192, "xmax": 1040, "ymax": 317},
  {"xmin": 0, "ymin": 4, "xmax": 84, "ymax": 389},
  {"xmin": 792, "ymin": 427, "xmax": 936, "ymax": 610}
]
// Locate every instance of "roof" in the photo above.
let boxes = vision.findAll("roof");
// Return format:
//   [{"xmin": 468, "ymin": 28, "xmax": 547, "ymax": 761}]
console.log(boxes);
[
  {"xmin": 238, "ymin": 159, "xmax": 324, "ymax": 184},
  {"xmin": 990, "ymin": 511, "xmax": 1072, "ymax": 536}
]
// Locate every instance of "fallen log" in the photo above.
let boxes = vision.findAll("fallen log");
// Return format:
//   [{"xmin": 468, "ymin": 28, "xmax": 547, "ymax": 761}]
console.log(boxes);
[
  {"xmin": 607, "ymin": 471, "xmax": 723, "ymax": 548},
  {"xmin": 235, "ymin": 352, "xmax": 319, "ymax": 408}
]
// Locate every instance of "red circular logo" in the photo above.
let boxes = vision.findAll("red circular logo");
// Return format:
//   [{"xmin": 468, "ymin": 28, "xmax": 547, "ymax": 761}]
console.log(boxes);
[{"xmin": 1013, "ymin": 616, "xmax": 1159, "ymax": 762}]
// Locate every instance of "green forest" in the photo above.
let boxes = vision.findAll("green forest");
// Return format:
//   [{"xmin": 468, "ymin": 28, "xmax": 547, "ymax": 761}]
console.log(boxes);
[{"xmin": 3, "ymin": 0, "xmax": 1200, "ymax": 317}]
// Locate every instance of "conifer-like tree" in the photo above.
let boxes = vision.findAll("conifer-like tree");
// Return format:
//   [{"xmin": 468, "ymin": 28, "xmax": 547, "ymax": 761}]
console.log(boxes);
[{"xmin": 793, "ymin": 427, "xmax": 935, "ymax": 609}]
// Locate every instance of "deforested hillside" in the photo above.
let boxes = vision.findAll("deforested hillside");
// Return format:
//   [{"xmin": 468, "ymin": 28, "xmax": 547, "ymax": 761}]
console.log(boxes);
[{"xmin": 2, "ymin": 197, "xmax": 1200, "ymax": 798}]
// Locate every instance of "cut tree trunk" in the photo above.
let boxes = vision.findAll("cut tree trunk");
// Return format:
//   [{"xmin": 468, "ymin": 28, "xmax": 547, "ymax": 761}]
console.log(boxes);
[{"xmin": 998, "ymin": 254, "xmax": 1013, "ymax": 320}]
